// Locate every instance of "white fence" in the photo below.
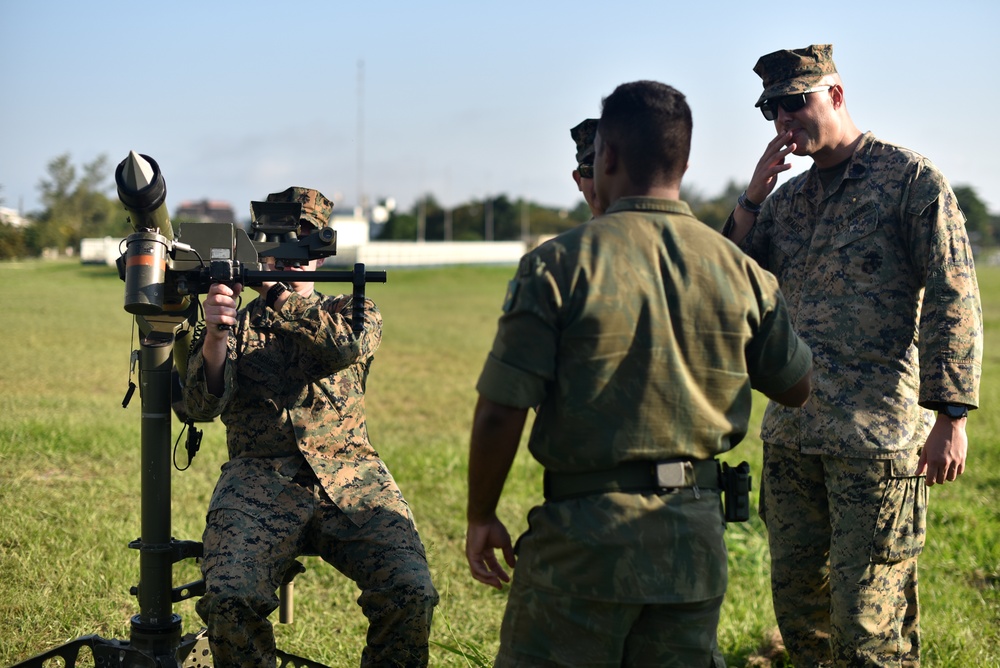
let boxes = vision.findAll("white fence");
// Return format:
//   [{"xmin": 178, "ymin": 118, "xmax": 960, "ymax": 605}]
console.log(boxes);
[{"xmin": 339, "ymin": 241, "xmax": 527, "ymax": 268}]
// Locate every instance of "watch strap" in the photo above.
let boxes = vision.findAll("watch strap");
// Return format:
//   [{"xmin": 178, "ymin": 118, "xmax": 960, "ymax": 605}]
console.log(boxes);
[
  {"xmin": 737, "ymin": 190, "xmax": 762, "ymax": 215},
  {"xmin": 939, "ymin": 403, "xmax": 969, "ymax": 419},
  {"xmin": 265, "ymin": 282, "xmax": 289, "ymax": 310}
]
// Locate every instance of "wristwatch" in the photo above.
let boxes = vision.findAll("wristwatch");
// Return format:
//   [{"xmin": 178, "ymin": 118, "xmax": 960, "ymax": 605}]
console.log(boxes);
[
  {"xmin": 939, "ymin": 404, "xmax": 969, "ymax": 419},
  {"xmin": 737, "ymin": 190, "xmax": 762, "ymax": 215},
  {"xmin": 265, "ymin": 282, "xmax": 290, "ymax": 310}
]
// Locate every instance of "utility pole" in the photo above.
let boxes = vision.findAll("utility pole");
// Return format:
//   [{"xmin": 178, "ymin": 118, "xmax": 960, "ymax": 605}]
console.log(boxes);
[
  {"xmin": 417, "ymin": 196, "xmax": 426, "ymax": 242},
  {"xmin": 357, "ymin": 59, "xmax": 365, "ymax": 215},
  {"xmin": 484, "ymin": 196, "xmax": 493, "ymax": 241}
]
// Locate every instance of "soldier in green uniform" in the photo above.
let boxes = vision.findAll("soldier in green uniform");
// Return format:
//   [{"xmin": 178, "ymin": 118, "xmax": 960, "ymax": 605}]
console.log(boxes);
[
  {"xmin": 183, "ymin": 187, "xmax": 438, "ymax": 667},
  {"xmin": 570, "ymin": 118, "xmax": 603, "ymax": 217},
  {"xmin": 466, "ymin": 80, "xmax": 813, "ymax": 667},
  {"xmin": 723, "ymin": 44, "xmax": 983, "ymax": 666}
]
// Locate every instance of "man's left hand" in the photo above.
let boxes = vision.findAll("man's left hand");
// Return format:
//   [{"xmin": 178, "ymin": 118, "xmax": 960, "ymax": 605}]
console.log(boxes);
[{"xmin": 918, "ymin": 413, "xmax": 968, "ymax": 486}]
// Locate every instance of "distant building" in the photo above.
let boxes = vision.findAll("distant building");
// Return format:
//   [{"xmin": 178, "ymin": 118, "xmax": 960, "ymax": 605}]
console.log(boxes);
[
  {"xmin": 330, "ymin": 206, "xmax": 372, "ymax": 248},
  {"xmin": 174, "ymin": 199, "xmax": 235, "ymax": 225},
  {"xmin": 0, "ymin": 206, "xmax": 32, "ymax": 228},
  {"xmin": 80, "ymin": 236, "xmax": 124, "ymax": 266}
]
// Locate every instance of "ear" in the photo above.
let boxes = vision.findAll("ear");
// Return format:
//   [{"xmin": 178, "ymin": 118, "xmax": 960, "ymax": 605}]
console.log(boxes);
[
  {"xmin": 600, "ymin": 141, "xmax": 618, "ymax": 176},
  {"xmin": 572, "ymin": 169, "xmax": 583, "ymax": 191},
  {"xmin": 830, "ymin": 84, "xmax": 845, "ymax": 110}
]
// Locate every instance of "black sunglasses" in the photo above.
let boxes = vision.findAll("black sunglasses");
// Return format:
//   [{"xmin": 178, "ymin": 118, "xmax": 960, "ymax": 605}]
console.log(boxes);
[
  {"xmin": 760, "ymin": 85, "xmax": 831, "ymax": 121},
  {"xmin": 578, "ymin": 161, "xmax": 594, "ymax": 179}
]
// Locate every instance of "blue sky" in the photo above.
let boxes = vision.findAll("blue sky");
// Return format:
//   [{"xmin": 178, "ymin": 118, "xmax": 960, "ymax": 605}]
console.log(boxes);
[{"xmin": 2, "ymin": 0, "xmax": 997, "ymax": 219}]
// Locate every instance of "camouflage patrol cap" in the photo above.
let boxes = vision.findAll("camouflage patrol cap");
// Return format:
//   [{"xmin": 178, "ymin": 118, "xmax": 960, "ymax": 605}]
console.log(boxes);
[
  {"xmin": 570, "ymin": 119, "xmax": 598, "ymax": 164},
  {"xmin": 754, "ymin": 44, "xmax": 838, "ymax": 108},
  {"xmin": 265, "ymin": 186, "xmax": 335, "ymax": 228}
]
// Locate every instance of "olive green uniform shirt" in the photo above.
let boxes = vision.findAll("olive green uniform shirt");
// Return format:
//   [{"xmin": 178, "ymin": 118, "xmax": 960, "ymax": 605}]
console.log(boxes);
[
  {"xmin": 733, "ymin": 132, "xmax": 983, "ymax": 458},
  {"xmin": 477, "ymin": 197, "xmax": 811, "ymax": 602}
]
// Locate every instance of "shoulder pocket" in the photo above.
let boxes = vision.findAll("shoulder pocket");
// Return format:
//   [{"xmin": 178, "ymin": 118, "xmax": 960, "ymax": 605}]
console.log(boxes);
[{"xmin": 312, "ymin": 376, "xmax": 346, "ymax": 420}]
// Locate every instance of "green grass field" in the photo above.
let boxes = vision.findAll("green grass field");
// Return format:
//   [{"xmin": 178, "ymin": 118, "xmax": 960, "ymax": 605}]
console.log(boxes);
[{"xmin": 1, "ymin": 259, "xmax": 998, "ymax": 667}]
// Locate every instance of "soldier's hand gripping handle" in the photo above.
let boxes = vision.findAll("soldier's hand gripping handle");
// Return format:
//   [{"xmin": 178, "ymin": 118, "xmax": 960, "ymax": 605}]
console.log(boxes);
[{"xmin": 203, "ymin": 282, "xmax": 242, "ymax": 334}]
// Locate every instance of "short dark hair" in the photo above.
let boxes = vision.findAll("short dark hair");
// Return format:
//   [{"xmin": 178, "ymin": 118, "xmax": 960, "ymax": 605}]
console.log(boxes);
[{"xmin": 597, "ymin": 81, "xmax": 692, "ymax": 188}]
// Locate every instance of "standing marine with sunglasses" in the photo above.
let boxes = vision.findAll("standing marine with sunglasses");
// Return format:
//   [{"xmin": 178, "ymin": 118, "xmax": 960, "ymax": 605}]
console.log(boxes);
[
  {"xmin": 723, "ymin": 44, "xmax": 982, "ymax": 666},
  {"xmin": 570, "ymin": 118, "xmax": 605, "ymax": 218}
]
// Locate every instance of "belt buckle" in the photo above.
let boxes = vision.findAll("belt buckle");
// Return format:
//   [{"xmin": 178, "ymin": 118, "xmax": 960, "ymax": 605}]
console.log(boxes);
[{"xmin": 654, "ymin": 460, "xmax": 692, "ymax": 489}]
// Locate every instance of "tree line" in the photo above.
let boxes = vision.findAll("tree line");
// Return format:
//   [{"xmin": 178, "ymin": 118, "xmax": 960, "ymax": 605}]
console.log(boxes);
[{"xmin": 2, "ymin": 153, "xmax": 999, "ymax": 261}]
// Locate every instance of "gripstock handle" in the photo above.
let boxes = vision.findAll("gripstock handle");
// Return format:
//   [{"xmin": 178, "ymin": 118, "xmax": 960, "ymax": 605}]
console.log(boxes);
[{"xmin": 240, "ymin": 263, "xmax": 387, "ymax": 334}]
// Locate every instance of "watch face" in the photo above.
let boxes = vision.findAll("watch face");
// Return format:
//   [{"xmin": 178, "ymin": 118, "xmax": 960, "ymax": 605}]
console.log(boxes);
[{"xmin": 943, "ymin": 404, "xmax": 968, "ymax": 418}]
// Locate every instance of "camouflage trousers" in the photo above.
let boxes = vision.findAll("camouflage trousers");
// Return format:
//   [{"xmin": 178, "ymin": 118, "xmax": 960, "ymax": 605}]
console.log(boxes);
[
  {"xmin": 760, "ymin": 443, "xmax": 927, "ymax": 667},
  {"xmin": 494, "ymin": 585, "xmax": 726, "ymax": 667},
  {"xmin": 196, "ymin": 467, "xmax": 438, "ymax": 668}
]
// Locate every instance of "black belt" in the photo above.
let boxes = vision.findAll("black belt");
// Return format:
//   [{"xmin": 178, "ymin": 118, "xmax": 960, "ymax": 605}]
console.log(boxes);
[{"xmin": 544, "ymin": 459, "xmax": 720, "ymax": 501}]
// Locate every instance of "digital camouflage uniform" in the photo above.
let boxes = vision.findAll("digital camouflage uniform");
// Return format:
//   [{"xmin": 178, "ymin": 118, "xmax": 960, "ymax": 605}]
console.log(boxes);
[
  {"xmin": 728, "ymin": 49, "xmax": 983, "ymax": 664},
  {"xmin": 183, "ymin": 187, "xmax": 437, "ymax": 668},
  {"xmin": 477, "ymin": 197, "xmax": 812, "ymax": 667}
]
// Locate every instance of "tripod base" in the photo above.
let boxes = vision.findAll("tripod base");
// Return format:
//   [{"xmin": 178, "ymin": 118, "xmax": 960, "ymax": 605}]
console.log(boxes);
[
  {"xmin": 11, "ymin": 629, "xmax": 329, "ymax": 668},
  {"xmin": 10, "ymin": 628, "xmax": 209, "ymax": 667}
]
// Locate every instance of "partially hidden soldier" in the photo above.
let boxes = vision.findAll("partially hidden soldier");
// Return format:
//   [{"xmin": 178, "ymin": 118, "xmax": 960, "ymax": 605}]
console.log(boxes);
[
  {"xmin": 723, "ymin": 44, "xmax": 983, "ymax": 667},
  {"xmin": 466, "ymin": 80, "xmax": 813, "ymax": 667},
  {"xmin": 570, "ymin": 118, "xmax": 604, "ymax": 217},
  {"xmin": 183, "ymin": 187, "xmax": 438, "ymax": 667}
]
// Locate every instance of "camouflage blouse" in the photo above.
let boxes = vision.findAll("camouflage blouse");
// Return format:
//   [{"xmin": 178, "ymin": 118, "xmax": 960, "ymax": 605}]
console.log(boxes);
[
  {"xmin": 184, "ymin": 291, "xmax": 400, "ymax": 527},
  {"xmin": 735, "ymin": 132, "xmax": 982, "ymax": 457}
]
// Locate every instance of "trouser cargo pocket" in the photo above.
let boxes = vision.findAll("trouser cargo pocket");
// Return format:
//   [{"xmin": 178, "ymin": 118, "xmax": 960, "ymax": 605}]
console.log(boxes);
[{"xmin": 870, "ymin": 457, "xmax": 927, "ymax": 564}]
